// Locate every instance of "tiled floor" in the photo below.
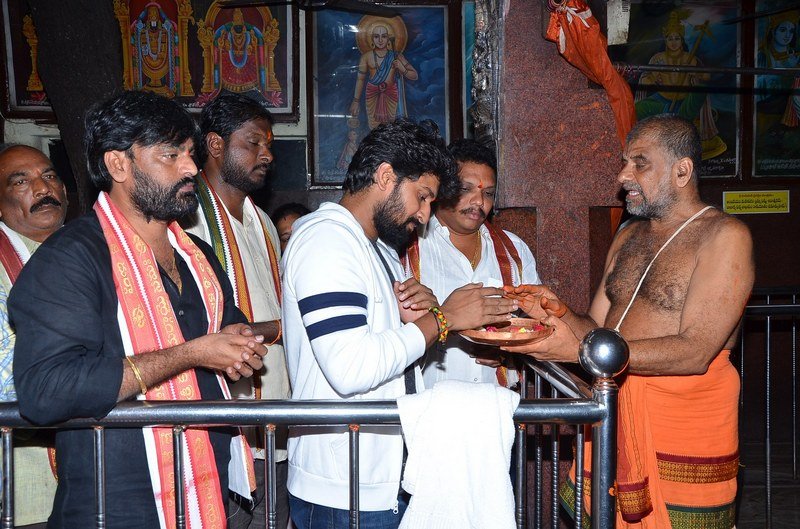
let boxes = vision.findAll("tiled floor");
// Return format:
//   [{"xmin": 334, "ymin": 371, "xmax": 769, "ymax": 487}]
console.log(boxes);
[{"xmin": 738, "ymin": 441, "xmax": 800, "ymax": 528}]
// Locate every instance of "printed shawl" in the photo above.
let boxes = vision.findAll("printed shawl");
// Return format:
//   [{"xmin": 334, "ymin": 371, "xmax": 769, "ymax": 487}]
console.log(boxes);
[
  {"xmin": 94, "ymin": 192, "xmax": 254, "ymax": 529},
  {"xmin": 195, "ymin": 171, "xmax": 281, "ymax": 400}
]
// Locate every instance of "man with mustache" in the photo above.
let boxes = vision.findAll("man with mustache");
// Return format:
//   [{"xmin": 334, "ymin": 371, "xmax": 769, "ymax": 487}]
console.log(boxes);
[
  {"xmin": 403, "ymin": 139, "xmax": 540, "ymax": 388},
  {"xmin": 505, "ymin": 115, "xmax": 754, "ymax": 528},
  {"xmin": 10, "ymin": 91, "xmax": 265, "ymax": 529},
  {"xmin": 0, "ymin": 144, "xmax": 67, "ymax": 528},
  {"xmin": 185, "ymin": 92, "xmax": 288, "ymax": 529},
  {"xmin": 282, "ymin": 120, "xmax": 517, "ymax": 528}
]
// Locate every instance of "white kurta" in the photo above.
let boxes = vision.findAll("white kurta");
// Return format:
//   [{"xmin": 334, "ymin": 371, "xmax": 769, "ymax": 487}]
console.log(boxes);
[
  {"xmin": 416, "ymin": 215, "xmax": 541, "ymax": 387},
  {"xmin": 187, "ymin": 198, "xmax": 291, "ymax": 461}
]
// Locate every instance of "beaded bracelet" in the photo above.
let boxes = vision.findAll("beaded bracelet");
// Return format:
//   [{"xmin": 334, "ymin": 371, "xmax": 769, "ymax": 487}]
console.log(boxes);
[
  {"xmin": 428, "ymin": 306, "xmax": 449, "ymax": 344},
  {"xmin": 125, "ymin": 355, "xmax": 148, "ymax": 395}
]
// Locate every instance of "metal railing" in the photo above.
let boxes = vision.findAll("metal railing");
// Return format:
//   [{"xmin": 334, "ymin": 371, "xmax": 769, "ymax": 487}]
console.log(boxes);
[
  {"xmin": 0, "ymin": 329, "xmax": 629, "ymax": 529},
  {"xmin": 741, "ymin": 286, "xmax": 800, "ymax": 529}
]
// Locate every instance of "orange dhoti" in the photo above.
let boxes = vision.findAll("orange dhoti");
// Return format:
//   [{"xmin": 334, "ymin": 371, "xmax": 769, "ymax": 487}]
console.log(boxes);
[{"xmin": 561, "ymin": 350, "xmax": 739, "ymax": 528}]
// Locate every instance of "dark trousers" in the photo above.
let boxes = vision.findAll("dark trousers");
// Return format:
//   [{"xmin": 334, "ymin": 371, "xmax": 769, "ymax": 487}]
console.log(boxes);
[
  {"xmin": 229, "ymin": 460, "xmax": 289, "ymax": 529},
  {"xmin": 289, "ymin": 492, "xmax": 409, "ymax": 529}
]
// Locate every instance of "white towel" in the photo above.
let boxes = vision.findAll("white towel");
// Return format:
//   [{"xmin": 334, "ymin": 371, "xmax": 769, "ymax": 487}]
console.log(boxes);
[{"xmin": 397, "ymin": 380, "xmax": 520, "ymax": 529}]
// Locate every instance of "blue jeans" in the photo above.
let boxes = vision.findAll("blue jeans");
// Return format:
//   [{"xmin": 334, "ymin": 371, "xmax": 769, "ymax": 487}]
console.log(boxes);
[{"xmin": 289, "ymin": 492, "xmax": 409, "ymax": 529}]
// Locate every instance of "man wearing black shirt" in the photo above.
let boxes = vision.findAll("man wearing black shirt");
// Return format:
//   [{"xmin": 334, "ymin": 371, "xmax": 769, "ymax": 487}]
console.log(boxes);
[{"xmin": 9, "ymin": 91, "xmax": 265, "ymax": 529}]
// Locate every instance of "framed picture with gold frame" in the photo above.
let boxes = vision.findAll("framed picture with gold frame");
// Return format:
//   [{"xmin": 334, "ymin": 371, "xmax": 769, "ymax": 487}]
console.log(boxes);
[
  {"xmin": 1, "ymin": 1, "xmax": 300, "ymax": 121},
  {"xmin": 307, "ymin": 0, "xmax": 463, "ymax": 187}
]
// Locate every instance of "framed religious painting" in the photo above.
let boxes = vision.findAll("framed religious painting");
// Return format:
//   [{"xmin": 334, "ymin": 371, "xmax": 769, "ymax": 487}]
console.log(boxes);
[
  {"xmin": 1, "ymin": 1, "xmax": 300, "ymax": 121},
  {"xmin": 463, "ymin": 0, "xmax": 475, "ymax": 137},
  {"xmin": 116, "ymin": 0, "xmax": 299, "ymax": 121},
  {"xmin": 608, "ymin": 1, "xmax": 741, "ymax": 178},
  {"xmin": 753, "ymin": 0, "xmax": 800, "ymax": 177},
  {"xmin": 307, "ymin": 0, "xmax": 462, "ymax": 187},
  {"xmin": 0, "ymin": 1, "xmax": 51, "ymax": 116}
]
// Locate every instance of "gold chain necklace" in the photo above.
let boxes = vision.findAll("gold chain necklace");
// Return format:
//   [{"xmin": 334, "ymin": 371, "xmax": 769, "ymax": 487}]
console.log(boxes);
[{"xmin": 469, "ymin": 231, "xmax": 482, "ymax": 270}]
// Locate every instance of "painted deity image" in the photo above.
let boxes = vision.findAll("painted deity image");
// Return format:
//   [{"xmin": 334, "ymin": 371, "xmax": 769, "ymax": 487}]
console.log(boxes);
[
  {"xmin": 115, "ymin": 0, "xmax": 194, "ymax": 98},
  {"xmin": 609, "ymin": 2, "xmax": 739, "ymax": 177},
  {"xmin": 197, "ymin": 3, "xmax": 282, "ymax": 105},
  {"xmin": 754, "ymin": 1, "xmax": 800, "ymax": 176},
  {"xmin": 132, "ymin": 4, "xmax": 180, "ymax": 97},
  {"xmin": 313, "ymin": 7, "xmax": 448, "ymax": 183}
]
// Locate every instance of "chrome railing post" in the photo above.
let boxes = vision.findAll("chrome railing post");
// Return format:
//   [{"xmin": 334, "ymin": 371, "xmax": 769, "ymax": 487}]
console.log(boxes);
[
  {"xmin": 349, "ymin": 424, "xmax": 360, "ymax": 529},
  {"xmin": 533, "ymin": 372, "xmax": 543, "ymax": 529},
  {"xmin": 575, "ymin": 424, "xmax": 585, "ymax": 529},
  {"xmin": 515, "ymin": 365, "xmax": 527, "ymax": 529},
  {"xmin": 514, "ymin": 423, "xmax": 526, "ymax": 529},
  {"xmin": 550, "ymin": 387, "xmax": 560, "ymax": 529},
  {"xmin": 173, "ymin": 426, "xmax": 186, "ymax": 529},
  {"xmin": 2, "ymin": 428, "xmax": 13, "ymax": 529},
  {"xmin": 266, "ymin": 424, "xmax": 277, "ymax": 529},
  {"xmin": 93, "ymin": 426, "xmax": 106, "ymax": 529},
  {"xmin": 578, "ymin": 328, "xmax": 629, "ymax": 529}
]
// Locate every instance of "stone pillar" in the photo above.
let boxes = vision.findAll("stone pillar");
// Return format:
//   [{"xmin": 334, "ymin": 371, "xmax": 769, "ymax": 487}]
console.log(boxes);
[{"xmin": 495, "ymin": 0, "xmax": 622, "ymax": 311}]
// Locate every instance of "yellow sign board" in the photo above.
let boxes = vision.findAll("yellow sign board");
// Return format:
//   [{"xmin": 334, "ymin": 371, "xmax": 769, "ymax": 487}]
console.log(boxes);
[{"xmin": 723, "ymin": 190, "xmax": 790, "ymax": 214}]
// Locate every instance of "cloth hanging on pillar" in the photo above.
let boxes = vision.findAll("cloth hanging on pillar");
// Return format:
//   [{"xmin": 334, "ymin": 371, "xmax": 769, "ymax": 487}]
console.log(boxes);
[{"xmin": 545, "ymin": 0, "xmax": 637, "ymax": 146}]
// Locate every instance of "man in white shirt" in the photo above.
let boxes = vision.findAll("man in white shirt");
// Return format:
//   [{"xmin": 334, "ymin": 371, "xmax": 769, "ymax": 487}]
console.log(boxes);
[
  {"xmin": 0, "ymin": 144, "xmax": 67, "ymax": 528},
  {"xmin": 282, "ymin": 120, "xmax": 518, "ymax": 529},
  {"xmin": 184, "ymin": 93, "xmax": 287, "ymax": 529},
  {"xmin": 405, "ymin": 139, "xmax": 540, "ymax": 387}
]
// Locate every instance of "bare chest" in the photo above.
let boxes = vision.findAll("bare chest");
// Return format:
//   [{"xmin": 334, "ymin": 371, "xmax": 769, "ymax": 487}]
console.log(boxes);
[{"xmin": 605, "ymin": 229, "xmax": 701, "ymax": 316}]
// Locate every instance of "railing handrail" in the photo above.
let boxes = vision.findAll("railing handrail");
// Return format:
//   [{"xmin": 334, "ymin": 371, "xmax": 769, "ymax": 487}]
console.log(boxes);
[
  {"xmin": 0, "ymin": 398, "xmax": 608, "ymax": 430},
  {"xmin": 745, "ymin": 304, "xmax": 800, "ymax": 317},
  {"xmin": 519, "ymin": 357, "xmax": 593, "ymax": 399},
  {"xmin": 751, "ymin": 286, "xmax": 800, "ymax": 297}
]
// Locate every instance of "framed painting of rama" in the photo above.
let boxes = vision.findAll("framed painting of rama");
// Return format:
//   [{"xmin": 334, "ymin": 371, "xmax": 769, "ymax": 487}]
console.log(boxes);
[
  {"xmin": 608, "ymin": 1, "xmax": 741, "ymax": 178},
  {"xmin": 307, "ymin": 1, "xmax": 463, "ymax": 187},
  {"xmin": 1, "ymin": 1, "xmax": 300, "ymax": 121}
]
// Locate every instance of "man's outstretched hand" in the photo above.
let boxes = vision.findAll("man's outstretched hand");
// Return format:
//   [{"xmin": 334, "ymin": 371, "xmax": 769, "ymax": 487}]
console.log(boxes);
[{"xmin": 502, "ymin": 284, "xmax": 567, "ymax": 320}]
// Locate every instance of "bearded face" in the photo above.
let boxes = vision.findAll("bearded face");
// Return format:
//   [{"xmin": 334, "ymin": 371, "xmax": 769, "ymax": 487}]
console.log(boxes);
[
  {"xmin": 131, "ymin": 163, "xmax": 198, "ymax": 222},
  {"xmin": 373, "ymin": 181, "xmax": 422, "ymax": 252}
]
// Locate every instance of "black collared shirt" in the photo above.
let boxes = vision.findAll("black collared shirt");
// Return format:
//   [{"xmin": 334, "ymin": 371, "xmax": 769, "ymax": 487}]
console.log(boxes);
[{"xmin": 9, "ymin": 212, "xmax": 246, "ymax": 529}]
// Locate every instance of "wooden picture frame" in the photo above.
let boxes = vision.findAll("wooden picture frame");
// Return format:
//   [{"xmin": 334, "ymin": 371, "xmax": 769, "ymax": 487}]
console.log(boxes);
[
  {"xmin": 1, "ymin": 1, "xmax": 300, "ymax": 122},
  {"xmin": 306, "ymin": 0, "xmax": 463, "ymax": 187}
]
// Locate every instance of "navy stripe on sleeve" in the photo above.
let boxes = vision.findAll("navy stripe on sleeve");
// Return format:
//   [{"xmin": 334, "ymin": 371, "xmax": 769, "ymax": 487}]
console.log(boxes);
[
  {"xmin": 306, "ymin": 315, "xmax": 368, "ymax": 341},
  {"xmin": 298, "ymin": 292, "xmax": 368, "ymax": 316}
]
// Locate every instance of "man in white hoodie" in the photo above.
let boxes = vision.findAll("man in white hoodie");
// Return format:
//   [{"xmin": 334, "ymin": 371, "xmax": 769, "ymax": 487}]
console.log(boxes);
[{"xmin": 282, "ymin": 119, "xmax": 517, "ymax": 529}]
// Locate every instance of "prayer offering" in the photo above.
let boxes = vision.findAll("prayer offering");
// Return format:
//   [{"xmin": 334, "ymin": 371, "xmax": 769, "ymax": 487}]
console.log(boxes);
[{"xmin": 458, "ymin": 318, "xmax": 554, "ymax": 347}]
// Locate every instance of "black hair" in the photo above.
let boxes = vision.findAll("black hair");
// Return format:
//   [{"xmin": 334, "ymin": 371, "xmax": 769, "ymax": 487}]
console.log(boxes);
[
  {"xmin": 627, "ymin": 114, "xmax": 702, "ymax": 179},
  {"xmin": 447, "ymin": 138, "xmax": 497, "ymax": 172},
  {"xmin": 84, "ymin": 90, "xmax": 197, "ymax": 192},
  {"xmin": 343, "ymin": 119, "xmax": 459, "ymax": 201},
  {"xmin": 198, "ymin": 92, "xmax": 274, "ymax": 165},
  {"xmin": 271, "ymin": 202, "xmax": 311, "ymax": 223}
]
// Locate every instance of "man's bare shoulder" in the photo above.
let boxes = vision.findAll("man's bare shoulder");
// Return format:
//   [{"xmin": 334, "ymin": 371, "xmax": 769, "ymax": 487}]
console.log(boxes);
[{"xmin": 698, "ymin": 208, "xmax": 753, "ymax": 251}]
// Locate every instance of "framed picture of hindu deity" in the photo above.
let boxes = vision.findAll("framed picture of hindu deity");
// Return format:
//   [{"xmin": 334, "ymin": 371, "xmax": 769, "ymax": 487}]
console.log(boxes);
[
  {"xmin": 608, "ymin": 1, "xmax": 741, "ymax": 178},
  {"xmin": 307, "ymin": 0, "xmax": 463, "ymax": 186},
  {"xmin": 753, "ymin": 0, "xmax": 800, "ymax": 177},
  {"xmin": 0, "ymin": 1, "xmax": 51, "ymax": 116},
  {"xmin": 1, "ymin": 1, "xmax": 300, "ymax": 121},
  {"xmin": 116, "ymin": 0, "xmax": 300, "ymax": 121}
]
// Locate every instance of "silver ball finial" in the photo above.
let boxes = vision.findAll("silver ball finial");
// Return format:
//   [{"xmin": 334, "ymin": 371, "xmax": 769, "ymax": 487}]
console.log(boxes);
[{"xmin": 578, "ymin": 328, "xmax": 629, "ymax": 378}]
